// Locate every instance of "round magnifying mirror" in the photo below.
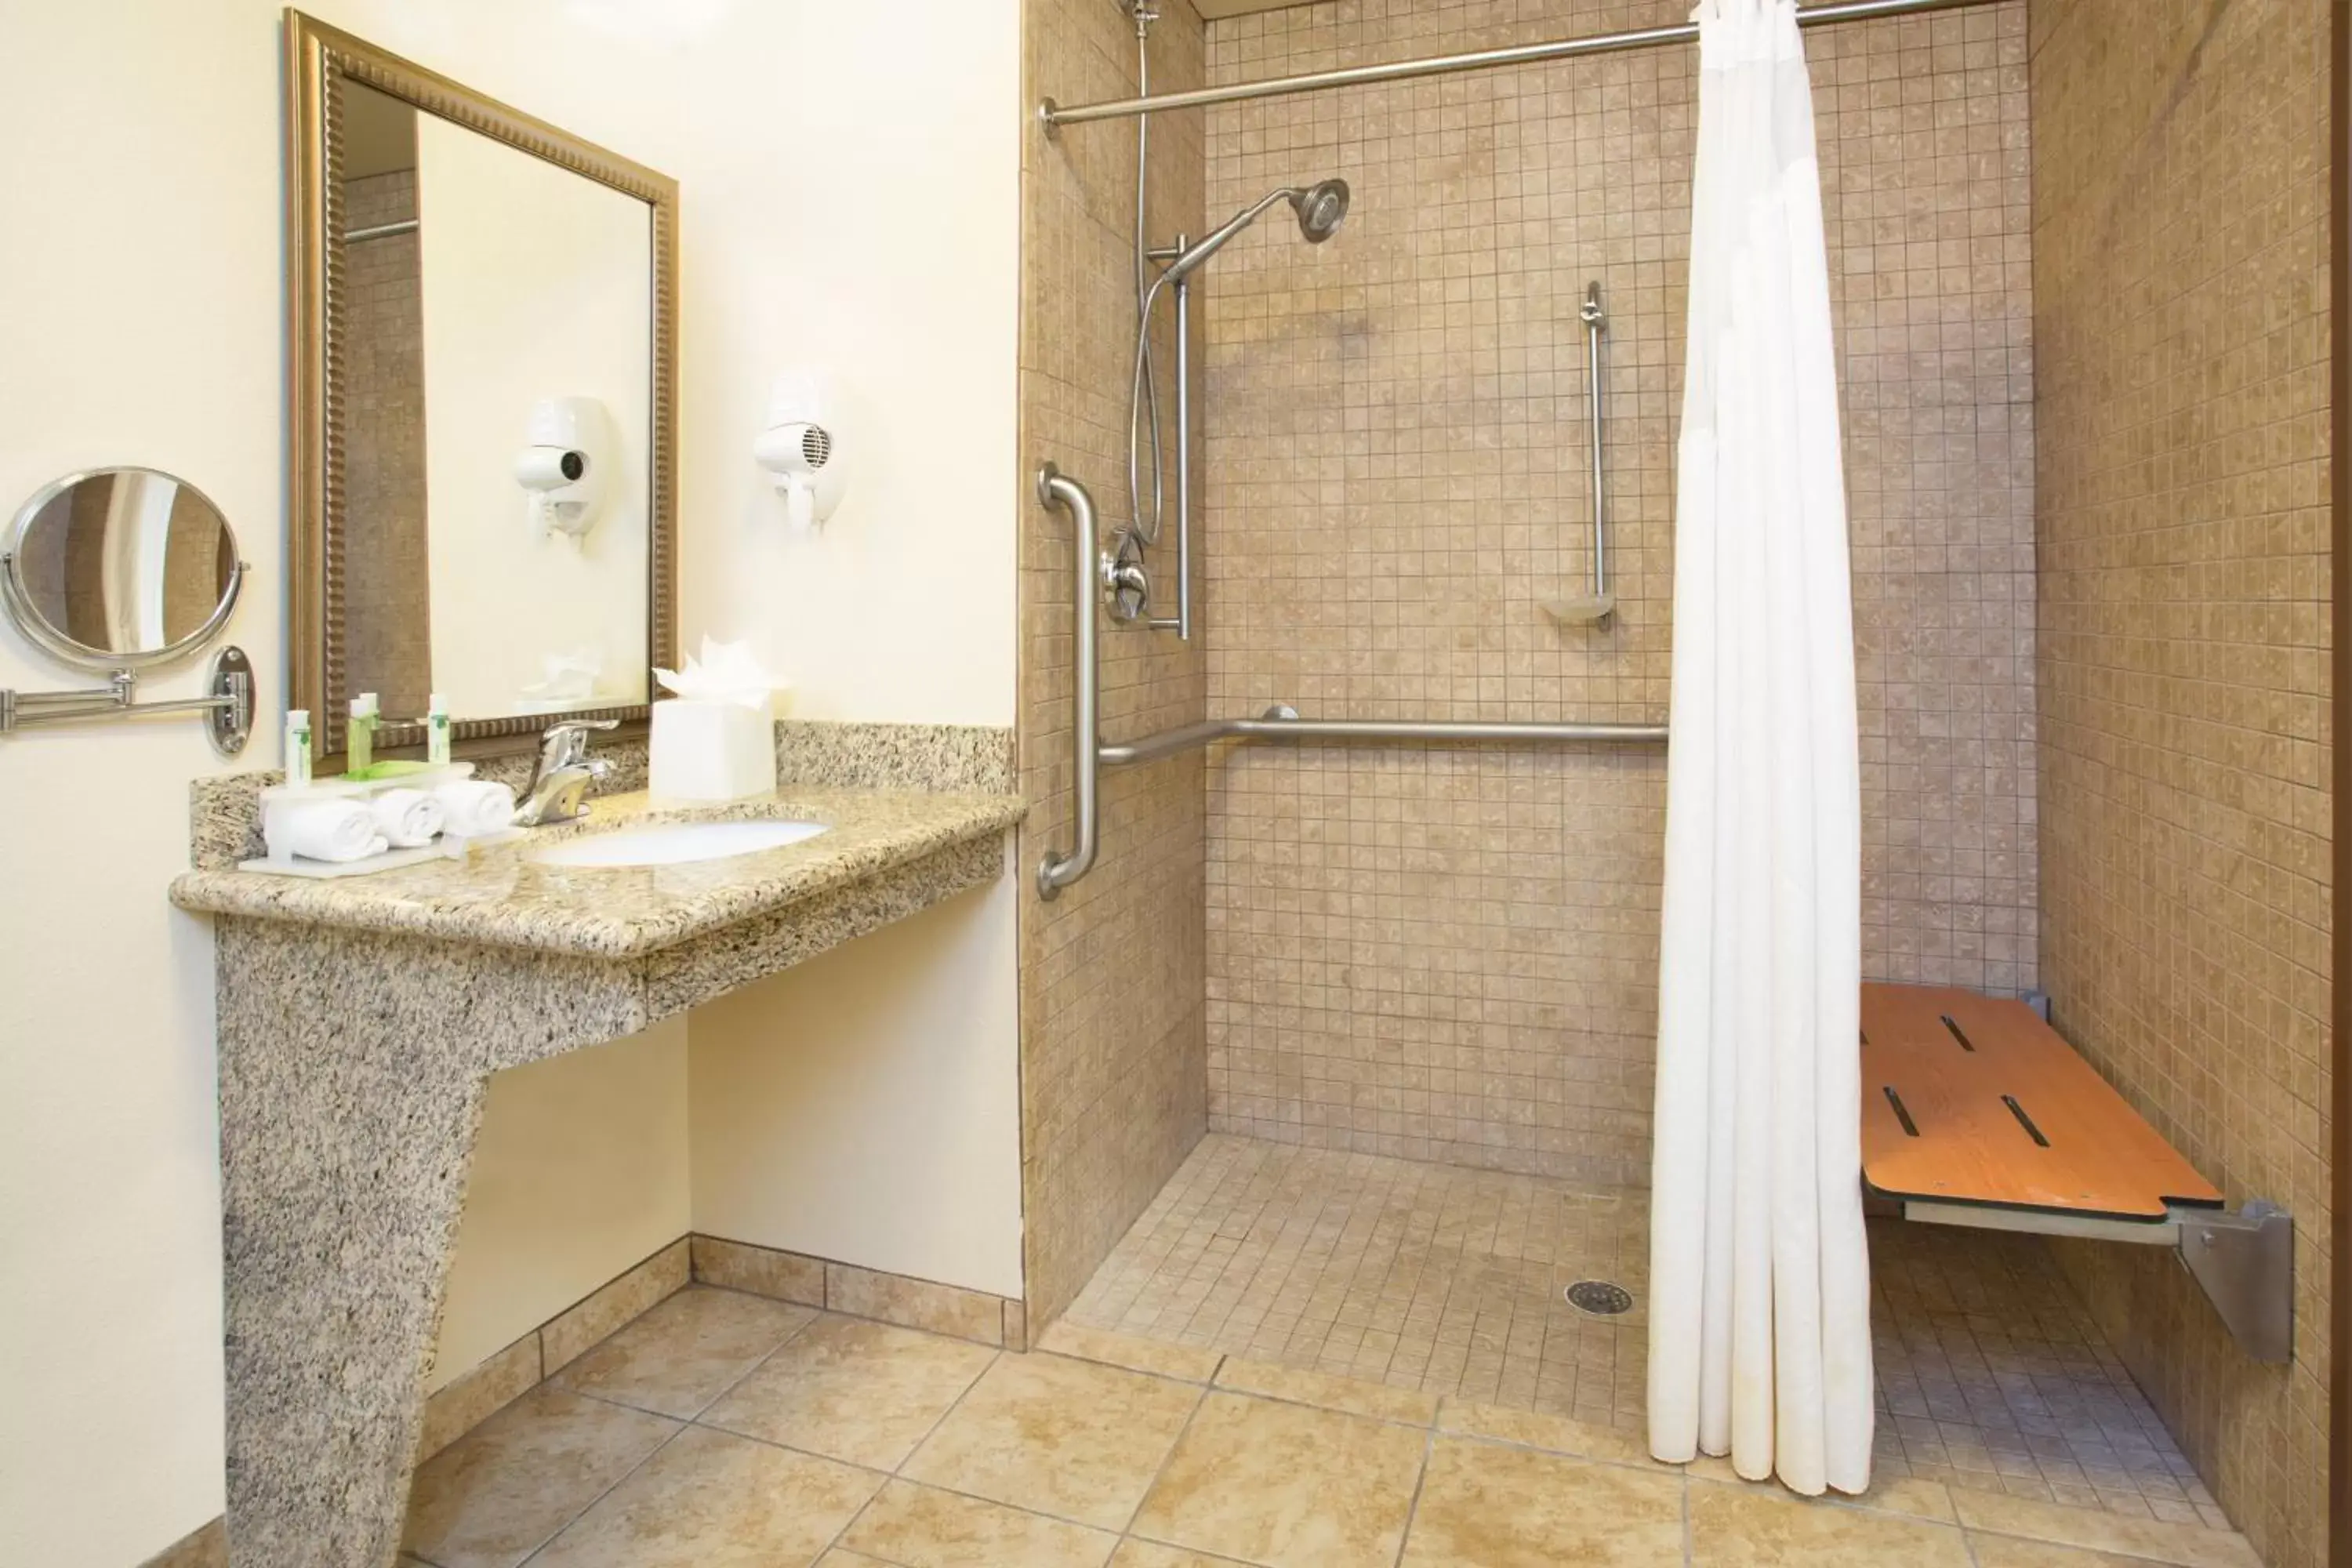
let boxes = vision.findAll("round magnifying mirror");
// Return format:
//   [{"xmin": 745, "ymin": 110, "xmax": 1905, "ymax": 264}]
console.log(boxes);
[{"xmin": 1, "ymin": 467, "xmax": 244, "ymax": 671}]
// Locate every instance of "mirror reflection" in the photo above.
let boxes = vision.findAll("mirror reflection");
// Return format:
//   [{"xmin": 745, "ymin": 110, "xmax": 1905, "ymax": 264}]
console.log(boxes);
[
  {"xmin": 335, "ymin": 80, "xmax": 653, "ymax": 726},
  {"xmin": 5, "ymin": 469, "xmax": 239, "ymax": 666}
]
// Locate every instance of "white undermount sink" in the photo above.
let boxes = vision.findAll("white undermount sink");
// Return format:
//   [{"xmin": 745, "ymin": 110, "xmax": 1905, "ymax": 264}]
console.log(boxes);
[{"xmin": 530, "ymin": 818, "xmax": 829, "ymax": 868}]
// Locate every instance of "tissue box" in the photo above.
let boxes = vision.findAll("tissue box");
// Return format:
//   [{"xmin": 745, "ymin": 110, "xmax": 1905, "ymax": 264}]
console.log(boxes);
[{"xmin": 651, "ymin": 697, "xmax": 777, "ymax": 801}]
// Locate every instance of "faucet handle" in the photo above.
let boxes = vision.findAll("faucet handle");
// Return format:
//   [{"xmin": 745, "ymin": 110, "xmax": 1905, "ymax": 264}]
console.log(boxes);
[{"xmin": 535, "ymin": 717, "xmax": 620, "ymax": 773}]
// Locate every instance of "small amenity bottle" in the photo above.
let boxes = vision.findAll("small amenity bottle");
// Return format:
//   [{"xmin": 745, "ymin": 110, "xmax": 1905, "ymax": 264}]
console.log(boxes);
[
  {"xmin": 426, "ymin": 692, "xmax": 451, "ymax": 766},
  {"xmin": 348, "ymin": 692, "xmax": 379, "ymax": 776},
  {"xmin": 285, "ymin": 710, "xmax": 313, "ymax": 789}
]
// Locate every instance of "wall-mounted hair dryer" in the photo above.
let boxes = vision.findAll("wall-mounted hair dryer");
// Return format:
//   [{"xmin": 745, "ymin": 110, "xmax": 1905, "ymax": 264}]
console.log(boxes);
[
  {"xmin": 753, "ymin": 372, "xmax": 849, "ymax": 529},
  {"xmin": 514, "ymin": 397, "xmax": 609, "ymax": 541}
]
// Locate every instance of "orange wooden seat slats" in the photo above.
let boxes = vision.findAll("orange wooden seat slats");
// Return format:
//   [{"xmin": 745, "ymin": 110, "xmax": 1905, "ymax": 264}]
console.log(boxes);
[{"xmin": 1859, "ymin": 983, "xmax": 2221, "ymax": 1222}]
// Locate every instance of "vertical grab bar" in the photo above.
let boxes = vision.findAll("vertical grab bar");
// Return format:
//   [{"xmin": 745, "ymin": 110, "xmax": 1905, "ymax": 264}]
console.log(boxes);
[
  {"xmin": 1037, "ymin": 463, "xmax": 1100, "ymax": 899},
  {"xmin": 1546, "ymin": 281, "xmax": 1616, "ymax": 626},
  {"xmin": 1173, "ymin": 270, "xmax": 1194, "ymax": 641},
  {"xmin": 1147, "ymin": 267, "xmax": 1196, "ymax": 641},
  {"xmin": 1583, "ymin": 281, "xmax": 1609, "ymax": 612}
]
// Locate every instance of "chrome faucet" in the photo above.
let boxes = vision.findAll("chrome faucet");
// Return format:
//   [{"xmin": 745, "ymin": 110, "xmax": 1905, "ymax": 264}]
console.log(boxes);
[{"xmin": 514, "ymin": 718, "xmax": 619, "ymax": 827}]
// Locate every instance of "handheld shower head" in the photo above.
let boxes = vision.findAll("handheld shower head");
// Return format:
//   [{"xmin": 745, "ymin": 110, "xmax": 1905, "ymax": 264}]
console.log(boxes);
[{"xmin": 1163, "ymin": 176, "xmax": 1352, "ymax": 283}]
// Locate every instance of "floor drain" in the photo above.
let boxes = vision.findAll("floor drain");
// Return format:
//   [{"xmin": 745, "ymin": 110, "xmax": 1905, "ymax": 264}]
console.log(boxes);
[{"xmin": 1565, "ymin": 1279, "xmax": 1634, "ymax": 1316}]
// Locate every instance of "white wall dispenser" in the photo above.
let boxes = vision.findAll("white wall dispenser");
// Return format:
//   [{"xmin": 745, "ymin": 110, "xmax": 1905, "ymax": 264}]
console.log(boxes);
[
  {"xmin": 514, "ymin": 396, "xmax": 610, "ymax": 541},
  {"xmin": 753, "ymin": 372, "xmax": 850, "ymax": 529}
]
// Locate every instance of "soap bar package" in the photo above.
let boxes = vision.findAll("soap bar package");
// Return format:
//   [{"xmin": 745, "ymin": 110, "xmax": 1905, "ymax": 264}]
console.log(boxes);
[{"xmin": 651, "ymin": 695, "xmax": 776, "ymax": 801}]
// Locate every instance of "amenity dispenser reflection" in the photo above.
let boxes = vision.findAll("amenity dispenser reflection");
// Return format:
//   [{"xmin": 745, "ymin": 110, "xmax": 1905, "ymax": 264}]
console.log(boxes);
[
  {"xmin": 514, "ymin": 397, "xmax": 609, "ymax": 541},
  {"xmin": 754, "ymin": 372, "xmax": 851, "ymax": 528}
]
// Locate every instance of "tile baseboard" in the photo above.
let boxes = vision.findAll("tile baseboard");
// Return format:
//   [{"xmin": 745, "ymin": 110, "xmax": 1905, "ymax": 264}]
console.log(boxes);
[
  {"xmin": 693, "ymin": 1232, "xmax": 1027, "ymax": 1351},
  {"xmin": 417, "ymin": 1238, "xmax": 688, "ymax": 1464},
  {"xmin": 138, "ymin": 1515, "xmax": 227, "ymax": 1568}
]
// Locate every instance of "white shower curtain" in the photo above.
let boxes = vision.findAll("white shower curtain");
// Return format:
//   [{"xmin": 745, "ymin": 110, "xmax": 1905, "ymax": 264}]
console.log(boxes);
[{"xmin": 1646, "ymin": 0, "xmax": 1870, "ymax": 1497}]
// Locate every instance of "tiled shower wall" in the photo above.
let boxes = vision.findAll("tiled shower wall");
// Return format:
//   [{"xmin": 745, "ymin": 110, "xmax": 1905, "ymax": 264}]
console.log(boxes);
[
  {"xmin": 342, "ymin": 169, "xmax": 433, "ymax": 718},
  {"xmin": 1198, "ymin": 0, "xmax": 2035, "ymax": 1185},
  {"xmin": 1018, "ymin": 0, "xmax": 1213, "ymax": 1326},
  {"xmin": 2030, "ymin": 2, "xmax": 2332, "ymax": 1564}
]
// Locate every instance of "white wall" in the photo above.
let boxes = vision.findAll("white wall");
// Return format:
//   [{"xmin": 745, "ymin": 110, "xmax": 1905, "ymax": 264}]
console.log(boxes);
[
  {"xmin": 432, "ymin": 1021, "xmax": 690, "ymax": 1388},
  {"xmin": 417, "ymin": 116, "xmax": 652, "ymax": 717},
  {"xmin": 691, "ymin": 877, "xmax": 1024, "ymax": 1300},
  {"xmin": 0, "ymin": 4, "xmax": 1022, "ymax": 1563},
  {"xmin": 359, "ymin": 1, "xmax": 1023, "ymax": 724}
]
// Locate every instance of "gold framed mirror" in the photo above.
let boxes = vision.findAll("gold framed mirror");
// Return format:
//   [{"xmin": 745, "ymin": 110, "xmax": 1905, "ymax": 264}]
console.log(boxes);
[{"xmin": 285, "ymin": 9, "xmax": 677, "ymax": 768}]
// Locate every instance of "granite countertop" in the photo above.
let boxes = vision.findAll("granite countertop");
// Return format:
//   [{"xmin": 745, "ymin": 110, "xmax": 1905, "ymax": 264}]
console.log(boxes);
[{"xmin": 169, "ymin": 786, "xmax": 1026, "ymax": 959}]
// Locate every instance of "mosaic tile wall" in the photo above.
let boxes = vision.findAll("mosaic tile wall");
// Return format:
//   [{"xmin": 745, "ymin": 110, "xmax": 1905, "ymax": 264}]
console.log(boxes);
[
  {"xmin": 341, "ymin": 169, "xmax": 433, "ymax": 719},
  {"xmin": 1018, "ymin": 0, "xmax": 1214, "ymax": 1327},
  {"xmin": 1198, "ymin": 0, "xmax": 2037, "ymax": 1185},
  {"xmin": 2029, "ymin": 2, "xmax": 2332, "ymax": 1564}
]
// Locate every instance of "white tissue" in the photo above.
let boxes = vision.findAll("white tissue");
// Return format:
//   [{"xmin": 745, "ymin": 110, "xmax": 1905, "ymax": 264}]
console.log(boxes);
[
  {"xmin": 655, "ymin": 637, "xmax": 781, "ymax": 709},
  {"xmin": 521, "ymin": 648, "xmax": 603, "ymax": 706},
  {"xmin": 652, "ymin": 637, "xmax": 779, "ymax": 801},
  {"xmin": 277, "ymin": 800, "xmax": 384, "ymax": 863},
  {"xmin": 369, "ymin": 788, "xmax": 444, "ymax": 848},
  {"xmin": 434, "ymin": 780, "xmax": 517, "ymax": 837}
]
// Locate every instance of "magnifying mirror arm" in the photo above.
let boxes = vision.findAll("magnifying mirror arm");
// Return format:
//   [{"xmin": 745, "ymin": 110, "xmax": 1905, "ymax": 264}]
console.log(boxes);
[{"xmin": 0, "ymin": 646, "xmax": 254, "ymax": 756}]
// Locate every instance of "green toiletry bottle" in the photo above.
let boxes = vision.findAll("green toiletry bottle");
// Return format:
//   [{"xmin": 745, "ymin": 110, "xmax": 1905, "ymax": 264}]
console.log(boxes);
[{"xmin": 348, "ymin": 693, "xmax": 378, "ymax": 776}]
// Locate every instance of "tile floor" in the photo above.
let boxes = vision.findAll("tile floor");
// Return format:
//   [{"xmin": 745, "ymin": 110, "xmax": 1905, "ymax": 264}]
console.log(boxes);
[
  {"xmin": 1065, "ymin": 1134, "xmax": 2234, "ymax": 1530},
  {"xmin": 401, "ymin": 1280, "xmax": 2266, "ymax": 1568}
]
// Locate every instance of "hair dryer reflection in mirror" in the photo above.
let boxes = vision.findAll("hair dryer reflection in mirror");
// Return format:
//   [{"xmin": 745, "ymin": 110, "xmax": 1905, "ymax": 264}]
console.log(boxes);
[{"xmin": 514, "ymin": 396, "xmax": 609, "ymax": 541}]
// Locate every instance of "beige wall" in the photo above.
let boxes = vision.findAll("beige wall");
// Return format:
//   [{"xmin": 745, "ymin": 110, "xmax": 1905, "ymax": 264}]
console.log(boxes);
[
  {"xmin": 2030, "ymin": 2, "xmax": 2332, "ymax": 1564},
  {"xmin": 1196, "ymin": 0, "xmax": 2036, "ymax": 1185},
  {"xmin": 0, "ymin": 4, "xmax": 1022, "ymax": 1563},
  {"xmin": 0, "ymin": 8, "xmax": 281, "ymax": 1563},
  {"xmin": 1018, "ymin": 0, "xmax": 1214, "ymax": 1326},
  {"xmin": 689, "ymin": 877, "xmax": 1025, "ymax": 1301},
  {"xmin": 430, "ymin": 1020, "xmax": 690, "ymax": 1392}
]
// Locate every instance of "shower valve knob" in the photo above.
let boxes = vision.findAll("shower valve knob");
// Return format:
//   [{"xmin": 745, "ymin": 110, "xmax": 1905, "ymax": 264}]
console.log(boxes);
[{"xmin": 1102, "ymin": 530, "xmax": 1151, "ymax": 622}]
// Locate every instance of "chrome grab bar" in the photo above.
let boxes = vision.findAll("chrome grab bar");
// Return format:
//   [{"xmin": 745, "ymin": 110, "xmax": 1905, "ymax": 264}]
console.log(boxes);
[
  {"xmin": 1036, "ymin": 463, "xmax": 1101, "ymax": 900},
  {"xmin": 1036, "ymin": 463, "xmax": 1666, "ymax": 900},
  {"xmin": 1099, "ymin": 707, "xmax": 1668, "ymax": 768}
]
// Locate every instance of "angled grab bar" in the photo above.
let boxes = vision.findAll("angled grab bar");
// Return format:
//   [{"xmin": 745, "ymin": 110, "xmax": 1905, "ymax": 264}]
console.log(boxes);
[{"xmin": 1036, "ymin": 463, "xmax": 1101, "ymax": 900}]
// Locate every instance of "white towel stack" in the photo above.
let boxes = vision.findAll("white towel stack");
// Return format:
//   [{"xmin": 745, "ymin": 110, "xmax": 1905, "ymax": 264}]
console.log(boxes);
[
  {"xmin": 276, "ymin": 800, "xmax": 384, "ymax": 863},
  {"xmin": 434, "ymin": 779, "xmax": 517, "ymax": 837},
  {"xmin": 368, "ymin": 788, "xmax": 445, "ymax": 848}
]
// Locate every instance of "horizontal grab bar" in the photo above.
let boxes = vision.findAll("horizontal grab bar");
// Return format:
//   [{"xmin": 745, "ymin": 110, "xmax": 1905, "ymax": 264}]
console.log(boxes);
[{"xmin": 1099, "ymin": 708, "xmax": 1668, "ymax": 768}]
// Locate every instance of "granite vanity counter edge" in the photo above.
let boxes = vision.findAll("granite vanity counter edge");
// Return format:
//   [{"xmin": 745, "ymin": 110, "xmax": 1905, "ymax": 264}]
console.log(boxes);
[{"xmin": 167, "ymin": 793, "xmax": 1027, "ymax": 959}]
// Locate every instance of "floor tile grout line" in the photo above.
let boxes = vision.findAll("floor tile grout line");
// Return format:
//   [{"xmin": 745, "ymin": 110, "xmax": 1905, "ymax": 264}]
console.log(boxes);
[
  {"xmin": 511, "ymin": 1417, "xmax": 693, "ymax": 1568},
  {"xmin": 1115, "ymin": 1374, "xmax": 1218, "ymax": 1541},
  {"xmin": 811, "ymin": 1327, "xmax": 1019, "ymax": 1556},
  {"xmin": 1388, "ymin": 1421, "xmax": 1442, "ymax": 1568}
]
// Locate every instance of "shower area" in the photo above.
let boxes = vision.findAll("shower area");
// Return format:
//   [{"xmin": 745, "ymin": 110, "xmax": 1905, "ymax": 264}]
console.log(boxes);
[{"xmin": 1015, "ymin": 1, "xmax": 2331, "ymax": 1564}]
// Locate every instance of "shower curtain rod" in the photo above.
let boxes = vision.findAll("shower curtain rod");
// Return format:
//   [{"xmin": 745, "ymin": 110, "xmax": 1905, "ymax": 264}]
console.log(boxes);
[{"xmin": 1040, "ymin": 0, "xmax": 1997, "ymax": 131}]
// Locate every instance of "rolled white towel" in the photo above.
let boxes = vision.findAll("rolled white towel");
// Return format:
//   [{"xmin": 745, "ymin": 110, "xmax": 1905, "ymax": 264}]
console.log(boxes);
[
  {"xmin": 368, "ymin": 787, "xmax": 444, "ymax": 848},
  {"xmin": 276, "ymin": 799, "xmax": 384, "ymax": 863},
  {"xmin": 434, "ymin": 779, "xmax": 517, "ymax": 837}
]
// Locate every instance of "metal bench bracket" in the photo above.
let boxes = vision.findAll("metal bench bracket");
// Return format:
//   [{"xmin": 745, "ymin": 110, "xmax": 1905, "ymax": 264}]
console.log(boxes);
[{"xmin": 1903, "ymin": 1197, "xmax": 2294, "ymax": 1363}]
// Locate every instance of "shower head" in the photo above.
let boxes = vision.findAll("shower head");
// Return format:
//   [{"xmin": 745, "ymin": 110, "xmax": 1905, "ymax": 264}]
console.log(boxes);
[
  {"xmin": 1290, "ymin": 178, "xmax": 1350, "ymax": 243},
  {"xmin": 1163, "ymin": 176, "xmax": 1352, "ymax": 284}
]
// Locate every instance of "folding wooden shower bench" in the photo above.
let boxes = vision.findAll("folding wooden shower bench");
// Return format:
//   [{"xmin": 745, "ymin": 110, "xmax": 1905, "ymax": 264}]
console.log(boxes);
[{"xmin": 1858, "ymin": 983, "xmax": 2292, "ymax": 1363}]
